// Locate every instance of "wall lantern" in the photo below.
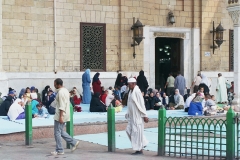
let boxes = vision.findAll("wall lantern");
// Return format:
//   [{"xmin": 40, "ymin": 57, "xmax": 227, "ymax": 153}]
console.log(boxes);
[
  {"xmin": 168, "ymin": 11, "xmax": 175, "ymax": 24},
  {"xmin": 131, "ymin": 17, "xmax": 145, "ymax": 58},
  {"xmin": 210, "ymin": 21, "xmax": 225, "ymax": 54}
]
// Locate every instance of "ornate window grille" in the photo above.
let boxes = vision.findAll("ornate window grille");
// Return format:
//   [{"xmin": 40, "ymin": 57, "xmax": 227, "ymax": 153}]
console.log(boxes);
[
  {"xmin": 229, "ymin": 29, "xmax": 234, "ymax": 71},
  {"xmin": 80, "ymin": 23, "xmax": 106, "ymax": 71}
]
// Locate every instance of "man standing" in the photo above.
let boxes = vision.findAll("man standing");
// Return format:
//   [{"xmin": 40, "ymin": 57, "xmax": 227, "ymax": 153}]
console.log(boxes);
[
  {"xmin": 174, "ymin": 72, "xmax": 186, "ymax": 96},
  {"xmin": 165, "ymin": 73, "xmax": 175, "ymax": 96},
  {"xmin": 216, "ymin": 73, "xmax": 228, "ymax": 103},
  {"xmin": 51, "ymin": 78, "xmax": 80, "ymax": 155},
  {"xmin": 125, "ymin": 78, "xmax": 149, "ymax": 155}
]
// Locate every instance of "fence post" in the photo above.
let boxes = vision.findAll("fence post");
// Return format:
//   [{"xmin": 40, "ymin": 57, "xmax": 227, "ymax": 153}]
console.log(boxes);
[
  {"xmin": 226, "ymin": 107, "xmax": 235, "ymax": 160},
  {"xmin": 158, "ymin": 107, "xmax": 166, "ymax": 156},
  {"xmin": 66, "ymin": 103, "xmax": 74, "ymax": 149},
  {"xmin": 25, "ymin": 102, "xmax": 32, "ymax": 145},
  {"xmin": 107, "ymin": 103, "xmax": 115, "ymax": 152}
]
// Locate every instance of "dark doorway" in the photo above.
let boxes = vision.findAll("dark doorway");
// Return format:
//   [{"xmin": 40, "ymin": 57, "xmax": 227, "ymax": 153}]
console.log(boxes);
[{"xmin": 155, "ymin": 37, "xmax": 181, "ymax": 90}]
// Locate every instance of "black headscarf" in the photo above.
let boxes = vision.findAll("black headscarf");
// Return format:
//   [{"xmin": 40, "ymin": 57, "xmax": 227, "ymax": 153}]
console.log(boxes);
[
  {"xmin": 114, "ymin": 73, "xmax": 122, "ymax": 87},
  {"xmin": 93, "ymin": 73, "xmax": 100, "ymax": 83},
  {"xmin": 137, "ymin": 70, "xmax": 149, "ymax": 93}
]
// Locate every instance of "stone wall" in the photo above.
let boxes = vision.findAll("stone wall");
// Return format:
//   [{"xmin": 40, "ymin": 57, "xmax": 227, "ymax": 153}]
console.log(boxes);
[
  {"xmin": 201, "ymin": 0, "xmax": 233, "ymax": 71},
  {"xmin": 1, "ymin": 0, "xmax": 233, "ymax": 72}
]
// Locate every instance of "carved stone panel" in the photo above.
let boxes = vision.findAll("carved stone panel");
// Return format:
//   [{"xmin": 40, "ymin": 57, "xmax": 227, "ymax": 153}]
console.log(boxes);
[{"xmin": 154, "ymin": 32, "xmax": 186, "ymax": 39}]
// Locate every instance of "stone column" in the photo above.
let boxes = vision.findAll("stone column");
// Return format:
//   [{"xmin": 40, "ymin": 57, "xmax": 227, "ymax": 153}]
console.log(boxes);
[
  {"xmin": 0, "ymin": 0, "xmax": 9, "ymax": 96},
  {"xmin": 227, "ymin": 4, "xmax": 240, "ymax": 107}
]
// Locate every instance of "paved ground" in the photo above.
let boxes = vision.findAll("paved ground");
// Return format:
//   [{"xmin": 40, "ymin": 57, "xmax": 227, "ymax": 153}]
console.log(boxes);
[{"xmin": 0, "ymin": 138, "xmax": 189, "ymax": 160}]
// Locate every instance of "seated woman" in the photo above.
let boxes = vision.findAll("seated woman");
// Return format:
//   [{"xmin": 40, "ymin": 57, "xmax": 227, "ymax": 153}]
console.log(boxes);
[
  {"xmin": 154, "ymin": 92, "xmax": 162, "ymax": 110},
  {"xmin": 160, "ymin": 92, "xmax": 169, "ymax": 109},
  {"xmin": 188, "ymin": 92, "xmax": 204, "ymax": 116},
  {"xmin": 169, "ymin": 89, "xmax": 184, "ymax": 110},
  {"xmin": 21, "ymin": 93, "xmax": 28, "ymax": 106},
  {"xmin": 148, "ymin": 92, "xmax": 155, "ymax": 110},
  {"xmin": 72, "ymin": 89, "xmax": 81, "ymax": 105},
  {"xmin": 31, "ymin": 99, "xmax": 39, "ymax": 118},
  {"xmin": 184, "ymin": 93, "xmax": 196, "ymax": 112},
  {"xmin": 144, "ymin": 93, "xmax": 150, "ymax": 110},
  {"xmin": 36, "ymin": 104, "xmax": 50, "ymax": 118},
  {"xmin": 7, "ymin": 99, "xmax": 25, "ymax": 121},
  {"xmin": 90, "ymin": 92, "xmax": 107, "ymax": 112}
]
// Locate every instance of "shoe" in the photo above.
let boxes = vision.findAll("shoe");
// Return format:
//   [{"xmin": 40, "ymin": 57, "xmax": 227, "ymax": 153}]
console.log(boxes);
[
  {"xmin": 131, "ymin": 151, "xmax": 143, "ymax": 155},
  {"xmin": 72, "ymin": 141, "xmax": 80, "ymax": 152},
  {"xmin": 51, "ymin": 151, "xmax": 64, "ymax": 155}
]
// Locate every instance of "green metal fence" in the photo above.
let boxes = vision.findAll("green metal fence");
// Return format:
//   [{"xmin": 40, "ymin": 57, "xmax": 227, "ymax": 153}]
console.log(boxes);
[
  {"xmin": 158, "ymin": 107, "xmax": 237, "ymax": 159},
  {"xmin": 236, "ymin": 113, "xmax": 240, "ymax": 159}
]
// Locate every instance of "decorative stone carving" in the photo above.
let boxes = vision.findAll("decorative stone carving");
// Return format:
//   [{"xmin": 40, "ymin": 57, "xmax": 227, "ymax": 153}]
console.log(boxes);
[
  {"xmin": 228, "ymin": 10, "xmax": 240, "ymax": 26},
  {"xmin": 154, "ymin": 32, "xmax": 186, "ymax": 39}
]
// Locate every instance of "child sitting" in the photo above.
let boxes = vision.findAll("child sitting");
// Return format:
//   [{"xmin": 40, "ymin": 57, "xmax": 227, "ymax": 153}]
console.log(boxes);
[
  {"xmin": 228, "ymin": 88, "xmax": 234, "ymax": 106},
  {"xmin": 199, "ymin": 87, "xmax": 205, "ymax": 98},
  {"xmin": 114, "ymin": 95, "xmax": 123, "ymax": 113},
  {"xmin": 36, "ymin": 104, "xmax": 49, "ymax": 118},
  {"xmin": 203, "ymin": 94, "xmax": 217, "ymax": 115},
  {"xmin": 113, "ymin": 86, "xmax": 122, "ymax": 101}
]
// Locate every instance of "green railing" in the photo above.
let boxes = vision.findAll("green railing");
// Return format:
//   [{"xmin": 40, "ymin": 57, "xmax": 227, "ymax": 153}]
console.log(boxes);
[{"xmin": 158, "ymin": 107, "xmax": 236, "ymax": 159}]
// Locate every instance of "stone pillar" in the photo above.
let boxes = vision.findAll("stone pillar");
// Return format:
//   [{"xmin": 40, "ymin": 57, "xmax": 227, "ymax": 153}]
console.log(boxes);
[
  {"xmin": 0, "ymin": 0, "xmax": 9, "ymax": 96},
  {"xmin": 227, "ymin": 4, "xmax": 240, "ymax": 107}
]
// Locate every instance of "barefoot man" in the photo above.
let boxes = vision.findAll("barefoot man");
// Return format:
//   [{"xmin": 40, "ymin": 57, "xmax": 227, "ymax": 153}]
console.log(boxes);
[
  {"xmin": 51, "ymin": 78, "xmax": 80, "ymax": 155},
  {"xmin": 125, "ymin": 78, "xmax": 149, "ymax": 155}
]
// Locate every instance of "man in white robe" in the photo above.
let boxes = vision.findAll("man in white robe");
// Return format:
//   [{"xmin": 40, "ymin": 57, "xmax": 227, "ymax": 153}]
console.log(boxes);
[
  {"xmin": 125, "ymin": 78, "xmax": 149, "ymax": 155},
  {"xmin": 216, "ymin": 73, "xmax": 228, "ymax": 103}
]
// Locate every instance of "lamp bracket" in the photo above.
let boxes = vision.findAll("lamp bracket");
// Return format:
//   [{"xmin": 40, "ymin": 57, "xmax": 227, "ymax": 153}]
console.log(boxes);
[
  {"xmin": 131, "ymin": 43, "xmax": 138, "ymax": 47},
  {"xmin": 210, "ymin": 45, "xmax": 218, "ymax": 49}
]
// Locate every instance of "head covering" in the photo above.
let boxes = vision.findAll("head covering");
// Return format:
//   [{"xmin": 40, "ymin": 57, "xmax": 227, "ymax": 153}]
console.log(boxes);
[
  {"xmin": 44, "ymin": 85, "xmax": 50, "ymax": 91},
  {"xmin": 30, "ymin": 86, "xmax": 35, "ymax": 92},
  {"xmin": 108, "ymin": 90, "xmax": 113, "ymax": 95},
  {"xmin": 139, "ymin": 70, "xmax": 144, "ymax": 76},
  {"xmin": 93, "ymin": 72, "xmax": 100, "ymax": 83},
  {"xmin": 9, "ymin": 91, "xmax": 14, "ymax": 95},
  {"xmin": 115, "ymin": 73, "xmax": 122, "ymax": 87},
  {"xmin": 7, "ymin": 99, "xmax": 24, "ymax": 121},
  {"xmin": 152, "ymin": 89, "xmax": 158, "ymax": 96},
  {"xmin": 73, "ymin": 89, "xmax": 80, "ymax": 98},
  {"xmin": 128, "ymin": 78, "xmax": 136, "ymax": 83},
  {"xmin": 19, "ymin": 88, "xmax": 26, "ymax": 98},
  {"xmin": 85, "ymin": 69, "xmax": 90, "ymax": 74},
  {"xmin": 200, "ymin": 74, "xmax": 209, "ymax": 86},
  {"xmin": 161, "ymin": 92, "xmax": 166, "ymax": 105},
  {"xmin": 30, "ymin": 93, "xmax": 38, "ymax": 99},
  {"xmin": 174, "ymin": 89, "xmax": 180, "ymax": 104}
]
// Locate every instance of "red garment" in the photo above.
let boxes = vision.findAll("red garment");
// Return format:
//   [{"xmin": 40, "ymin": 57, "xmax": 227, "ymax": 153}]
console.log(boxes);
[
  {"xmin": 73, "ymin": 95, "xmax": 81, "ymax": 105},
  {"xmin": 100, "ymin": 94, "xmax": 107, "ymax": 104},
  {"xmin": 92, "ymin": 80, "xmax": 102, "ymax": 94}
]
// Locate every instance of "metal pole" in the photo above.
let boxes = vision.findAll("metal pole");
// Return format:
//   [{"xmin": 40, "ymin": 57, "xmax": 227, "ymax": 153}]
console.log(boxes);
[
  {"xmin": 66, "ymin": 103, "xmax": 74, "ymax": 149},
  {"xmin": 25, "ymin": 103, "xmax": 32, "ymax": 145},
  {"xmin": 107, "ymin": 103, "xmax": 115, "ymax": 152},
  {"xmin": 226, "ymin": 107, "xmax": 235, "ymax": 159},
  {"xmin": 158, "ymin": 107, "xmax": 166, "ymax": 156}
]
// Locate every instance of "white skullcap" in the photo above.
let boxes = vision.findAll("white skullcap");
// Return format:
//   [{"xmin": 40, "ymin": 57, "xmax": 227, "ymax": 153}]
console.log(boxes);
[{"xmin": 128, "ymin": 78, "xmax": 136, "ymax": 83}]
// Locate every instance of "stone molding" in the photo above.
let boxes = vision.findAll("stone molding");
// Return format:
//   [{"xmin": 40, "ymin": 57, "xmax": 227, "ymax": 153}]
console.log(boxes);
[
  {"xmin": 153, "ymin": 32, "xmax": 186, "ymax": 39},
  {"xmin": 227, "ymin": 6, "xmax": 240, "ymax": 26}
]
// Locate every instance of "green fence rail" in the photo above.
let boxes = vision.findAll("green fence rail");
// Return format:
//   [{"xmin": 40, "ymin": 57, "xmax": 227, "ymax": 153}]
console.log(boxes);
[
  {"xmin": 157, "ymin": 107, "xmax": 238, "ymax": 159},
  {"xmin": 25, "ymin": 103, "xmax": 32, "ymax": 145}
]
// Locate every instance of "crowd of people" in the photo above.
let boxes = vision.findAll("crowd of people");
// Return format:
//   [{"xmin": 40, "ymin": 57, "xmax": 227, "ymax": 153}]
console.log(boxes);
[{"xmin": 0, "ymin": 70, "xmax": 235, "ymax": 121}]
